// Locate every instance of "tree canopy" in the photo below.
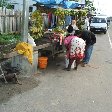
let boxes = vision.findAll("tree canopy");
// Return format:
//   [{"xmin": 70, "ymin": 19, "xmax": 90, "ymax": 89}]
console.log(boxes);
[
  {"xmin": 69, "ymin": 0, "xmax": 96, "ymax": 12},
  {"xmin": 85, "ymin": 0, "xmax": 96, "ymax": 12},
  {"xmin": 0, "ymin": 0, "xmax": 13, "ymax": 9}
]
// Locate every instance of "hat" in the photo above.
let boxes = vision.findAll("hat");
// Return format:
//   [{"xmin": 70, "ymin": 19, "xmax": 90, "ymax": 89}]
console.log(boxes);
[{"xmin": 67, "ymin": 25, "xmax": 73, "ymax": 33}]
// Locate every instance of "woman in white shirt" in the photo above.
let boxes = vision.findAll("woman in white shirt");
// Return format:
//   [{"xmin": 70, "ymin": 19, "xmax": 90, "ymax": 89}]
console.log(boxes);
[{"xmin": 66, "ymin": 20, "xmax": 79, "ymax": 35}]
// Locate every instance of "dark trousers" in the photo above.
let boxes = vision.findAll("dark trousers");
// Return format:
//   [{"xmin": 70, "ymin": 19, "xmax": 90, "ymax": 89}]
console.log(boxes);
[{"xmin": 83, "ymin": 45, "xmax": 93, "ymax": 64}]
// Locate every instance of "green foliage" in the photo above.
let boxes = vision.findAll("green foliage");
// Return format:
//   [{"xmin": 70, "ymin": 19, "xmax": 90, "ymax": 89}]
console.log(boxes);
[
  {"xmin": 53, "ymin": 27, "xmax": 65, "ymax": 34},
  {"xmin": 0, "ymin": 0, "xmax": 13, "ymax": 9},
  {"xmin": 53, "ymin": 9, "xmax": 87, "ymax": 16},
  {"xmin": 53, "ymin": 8, "xmax": 65, "ymax": 26},
  {"xmin": 0, "ymin": 33, "xmax": 20, "ymax": 60},
  {"xmin": 6, "ymin": 4, "xmax": 14, "ymax": 9},
  {"xmin": 85, "ymin": 0, "xmax": 96, "ymax": 12},
  {"xmin": 76, "ymin": 20, "xmax": 85, "ymax": 30},
  {"xmin": 53, "ymin": 8, "xmax": 87, "ymax": 28},
  {"xmin": 30, "ymin": 10, "xmax": 43, "ymax": 39},
  {"xmin": 0, "ymin": 33, "xmax": 20, "ymax": 44},
  {"xmin": 0, "ymin": 0, "xmax": 7, "ymax": 7}
]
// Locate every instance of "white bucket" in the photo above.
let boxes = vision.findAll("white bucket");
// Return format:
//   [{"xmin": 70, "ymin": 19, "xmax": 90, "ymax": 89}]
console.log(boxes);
[{"xmin": 65, "ymin": 56, "xmax": 75, "ymax": 69}]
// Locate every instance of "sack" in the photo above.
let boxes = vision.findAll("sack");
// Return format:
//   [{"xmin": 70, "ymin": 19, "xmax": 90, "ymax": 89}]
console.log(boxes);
[{"xmin": 28, "ymin": 33, "xmax": 36, "ymax": 46}]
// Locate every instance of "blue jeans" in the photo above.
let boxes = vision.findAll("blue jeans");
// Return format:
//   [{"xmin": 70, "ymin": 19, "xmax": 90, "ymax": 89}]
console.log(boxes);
[{"xmin": 83, "ymin": 45, "xmax": 93, "ymax": 64}]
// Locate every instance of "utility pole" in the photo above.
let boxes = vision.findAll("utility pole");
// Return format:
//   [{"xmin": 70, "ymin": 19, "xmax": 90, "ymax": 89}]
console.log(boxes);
[{"xmin": 21, "ymin": 0, "xmax": 29, "ymax": 42}]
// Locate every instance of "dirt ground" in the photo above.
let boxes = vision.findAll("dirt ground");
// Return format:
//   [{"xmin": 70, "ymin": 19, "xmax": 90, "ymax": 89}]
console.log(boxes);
[
  {"xmin": 0, "ymin": 53, "xmax": 65, "ymax": 104},
  {"xmin": 0, "ymin": 76, "xmax": 41, "ymax": 103}
]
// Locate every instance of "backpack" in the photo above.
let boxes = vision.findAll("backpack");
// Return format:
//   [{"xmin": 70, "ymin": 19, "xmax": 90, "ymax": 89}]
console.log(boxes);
[
  {"xmin": 90, "ymin": 32, "xmax": 96, "ymax": 45},
  {"xmin": 80, "ymin": 30, "xmax": 96, "ymax": 46}
]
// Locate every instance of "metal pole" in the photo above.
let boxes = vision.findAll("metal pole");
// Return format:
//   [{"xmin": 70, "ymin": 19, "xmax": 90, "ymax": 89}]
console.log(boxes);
[{"xmin": 21, "ymin": 0, "xmax": 29, "ymax": 42}]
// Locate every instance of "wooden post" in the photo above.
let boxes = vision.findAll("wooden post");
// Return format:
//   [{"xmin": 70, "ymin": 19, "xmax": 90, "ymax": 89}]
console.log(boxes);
[
  {"xmin": 21, "ymin": 0, "xmax": 29, "ymax": 42},
  {"xmin": 0, "ymin": 7, "xmax": 3, "ymax": 33},
  {"xmin": 11, "ymin": 0, "xmax": 40, "ymax": 76},
  {"xmin": 9, "ymin": 9, "xmax": 13, "ymax": 33}
]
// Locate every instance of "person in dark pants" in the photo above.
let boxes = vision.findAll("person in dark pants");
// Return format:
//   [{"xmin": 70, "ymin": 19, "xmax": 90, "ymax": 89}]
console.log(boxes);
[{"xmin": 80, "ymin": 30, "xmax": 96, "ymax": 66}]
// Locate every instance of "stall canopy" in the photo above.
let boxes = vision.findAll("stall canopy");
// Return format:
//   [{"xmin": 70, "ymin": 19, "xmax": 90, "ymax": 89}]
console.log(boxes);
[
  {"xmin": 32, "ymin": 0, "xmax": 63, "ymax": 5},
  {"xmin": 32, "ymin": 0, "xmax": 81, "ymax": 9},
  {"xmin": 63, "ymin": 1, "xmax": 79, "ymax": 9}
]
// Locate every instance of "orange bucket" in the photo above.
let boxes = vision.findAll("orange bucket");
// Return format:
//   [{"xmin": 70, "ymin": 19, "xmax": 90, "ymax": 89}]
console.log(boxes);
[{"xmin": 38, "ymin": 57, "xmax": 48, "ymax": 69}]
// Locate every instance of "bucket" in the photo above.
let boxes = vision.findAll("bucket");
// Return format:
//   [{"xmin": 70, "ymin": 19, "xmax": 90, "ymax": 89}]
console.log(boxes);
[
  {"xmin": 65, "ymin": 55, "xmax": 75, "ymax": 69},
  {"xmin": 38, "ymin": 57, "xmax": 48, "ymax": 69}
]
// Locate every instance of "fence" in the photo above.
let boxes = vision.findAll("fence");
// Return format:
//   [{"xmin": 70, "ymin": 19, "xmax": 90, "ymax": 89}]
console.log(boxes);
[{"xmin": 0, "ymin": 7, "xmax": 22, "ymax": 34}]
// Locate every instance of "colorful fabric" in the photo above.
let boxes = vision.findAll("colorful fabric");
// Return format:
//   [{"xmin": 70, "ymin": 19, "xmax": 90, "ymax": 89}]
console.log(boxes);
[
  {"xmin": 70, "ymin": 37, "xmax": 86, "ymax": 59},
  {"xmin": 64, "ymin": 35, "xmax": 75, "ymax": 47},
  {"xmin": 53, "ymin": 33, "xmax": 63, "ymax": 45},
  {"xmin": 53, "ymin": 33, "xmax": 63, "ymax": 51},
  {"xmin": 64, "ymin": 35, "xmax": 86, "ymax": 59}
]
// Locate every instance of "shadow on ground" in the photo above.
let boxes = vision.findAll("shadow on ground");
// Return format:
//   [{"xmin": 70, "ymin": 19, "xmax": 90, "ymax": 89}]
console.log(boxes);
[
  {"xmin": 0, "ymin": 76, "xmax": 41, "ymax": 104},
  {"xmin": 0, "ymin": 53, "xmax": 65, "ymax": 104},
  {"xmin": 45, "ymin": 54, "xmax": 65, "ymax": 71}
]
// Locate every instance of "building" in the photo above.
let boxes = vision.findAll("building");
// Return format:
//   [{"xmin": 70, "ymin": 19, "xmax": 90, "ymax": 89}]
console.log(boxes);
[{"xmin": 8, "ymin": 0, "xmax": 36, "ymax": 11}]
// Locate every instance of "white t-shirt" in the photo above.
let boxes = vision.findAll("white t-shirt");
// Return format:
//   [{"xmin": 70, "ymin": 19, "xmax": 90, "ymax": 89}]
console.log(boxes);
[{"xmin": 66, "ymin": 24, "xmax": 79, "ymax": 34}]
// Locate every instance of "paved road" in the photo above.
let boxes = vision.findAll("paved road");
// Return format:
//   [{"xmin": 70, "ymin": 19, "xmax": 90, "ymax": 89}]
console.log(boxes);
[{"xmin": 1, "ymin": 24, "xmax": 112, "ymax": 112}]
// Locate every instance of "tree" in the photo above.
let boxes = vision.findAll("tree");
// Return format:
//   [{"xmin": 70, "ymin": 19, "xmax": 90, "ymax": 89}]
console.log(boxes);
[
  {"xmin": 85, "ymin": 0, "xmax": 96, "ymax": 12},
  {"xmin": 0, "ymin": 0, "xmax": 7, "ymax": 7},
  {"xmin": 69, "ymin": 0, "xmax": 96, "ymax": 12},
  {"xmin": 0, "ymin": 0, "xmax": 13, "ymax": 9}
]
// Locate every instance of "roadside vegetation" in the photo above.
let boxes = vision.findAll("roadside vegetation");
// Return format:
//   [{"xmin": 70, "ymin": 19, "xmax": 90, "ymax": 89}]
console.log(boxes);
[{"xmin": 0, "ymin": 33, "xmax": 21, "ymax": 45}]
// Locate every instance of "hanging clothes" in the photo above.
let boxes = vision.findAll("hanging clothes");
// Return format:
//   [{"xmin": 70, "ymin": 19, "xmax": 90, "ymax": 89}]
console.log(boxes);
[
  {"xmin": 48, "ymin": 12, "xmax": 52, "ymax": 28},
  {"xmin": 65, "ymin": 16, "xmax": 72, "ymax": 27},
  {"xmin": 51, "ymin": 14, "xmax": 55, "ymax": 28},
  {"xmin": 43, "ymin": 14, "xmax": 49, "ymax": 29}
]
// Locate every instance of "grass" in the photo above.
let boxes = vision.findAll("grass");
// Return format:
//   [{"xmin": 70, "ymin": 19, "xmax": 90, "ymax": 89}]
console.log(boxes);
[
  {"xmin": 0, "ymin": 33, "xmax": 21, "ymax": 45},
  {"xmin": 0, "ymin": 33, "xmax": 21, "ymax": 60}
]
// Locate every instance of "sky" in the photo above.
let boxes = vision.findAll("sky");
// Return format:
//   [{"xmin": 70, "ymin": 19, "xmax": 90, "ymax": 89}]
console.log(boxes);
[{"xmin": 93, "ymin": 0, "xmax": 112, "ymax": 16}]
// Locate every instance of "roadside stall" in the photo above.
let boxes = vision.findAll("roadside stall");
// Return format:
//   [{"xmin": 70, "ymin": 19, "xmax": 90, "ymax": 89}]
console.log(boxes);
[
  {"xmin": 30, "ymin": 1, "xmax": 87, "ymax": 58},
  {"xmin": 1, "ymin": 0, "xmax": 87, "ymax": 79},
  {"xmin": 29, "ymin": 5, "xmax": 66, "ymax": 59}
]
